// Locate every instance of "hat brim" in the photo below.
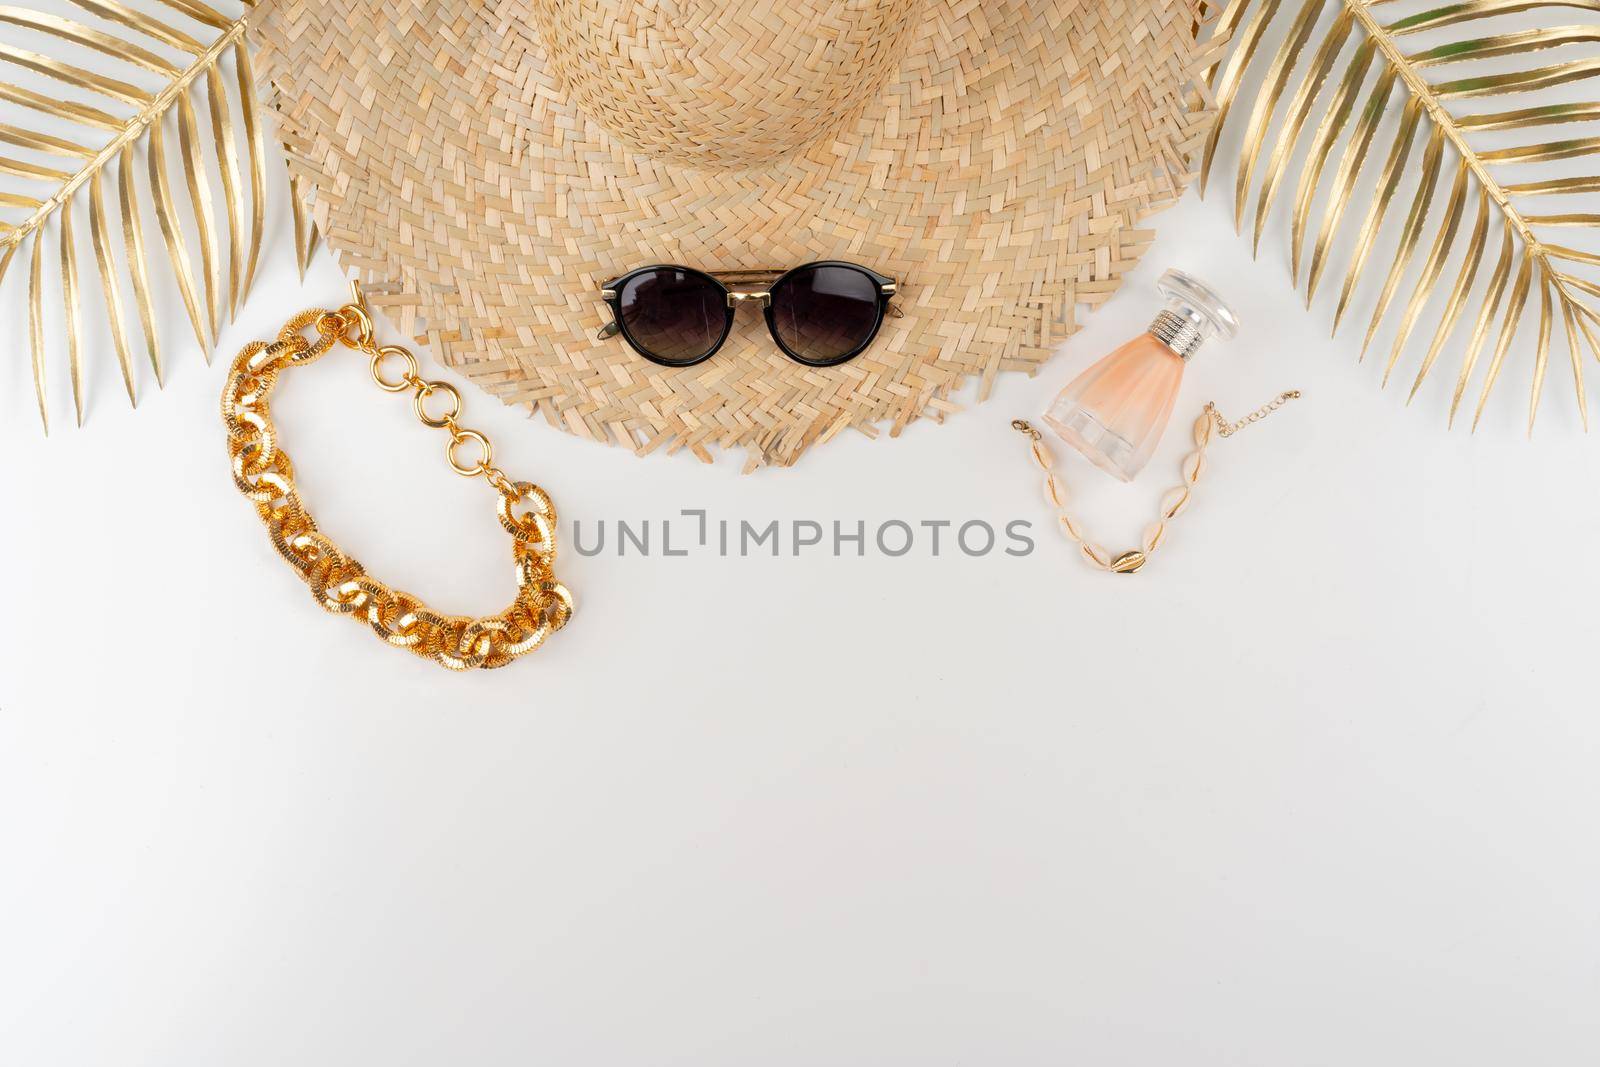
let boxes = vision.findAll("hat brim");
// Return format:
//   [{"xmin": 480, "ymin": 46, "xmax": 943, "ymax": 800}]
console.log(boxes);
[{"xmin": 252, "ymin": 0, "xmax": 1212, "ymax": 468}]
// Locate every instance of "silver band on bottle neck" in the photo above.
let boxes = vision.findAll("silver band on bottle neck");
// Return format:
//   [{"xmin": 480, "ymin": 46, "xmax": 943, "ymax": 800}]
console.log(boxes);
[{"xmin": 1149, "ymin": 309, "xmax": 1205, "ymax": 360}]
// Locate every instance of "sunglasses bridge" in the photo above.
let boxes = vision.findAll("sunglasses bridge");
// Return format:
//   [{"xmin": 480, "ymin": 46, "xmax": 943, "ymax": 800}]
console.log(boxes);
[{"xmin": 709, "ymin": 269, "xmax": 784, "ymax": 310}]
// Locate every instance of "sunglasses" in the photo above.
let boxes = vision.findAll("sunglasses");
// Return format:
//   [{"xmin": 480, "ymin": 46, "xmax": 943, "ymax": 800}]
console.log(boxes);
[{"xmin": 597, "ymin": 261, "xmax": 900, "ymax": 368}]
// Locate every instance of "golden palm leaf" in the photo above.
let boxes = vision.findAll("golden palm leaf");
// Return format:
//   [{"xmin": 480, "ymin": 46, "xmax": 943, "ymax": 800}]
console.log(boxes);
[
  {"xmin": 1202, "ymin": 0, "xmax": 1600, "ymax": 432},
  {"xmin": 0, "ymin": 0, "xmax": 316, "ymax": 432}
]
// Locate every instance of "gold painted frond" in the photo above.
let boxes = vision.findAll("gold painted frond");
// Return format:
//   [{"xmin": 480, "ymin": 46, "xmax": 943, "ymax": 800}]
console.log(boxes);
[
  {"xmin": 0, "ymin": 0, "xmax": 304, "ymax": 432},
  {"xmin": 1203, "ymin": 0, "xmax": 1600, "ymax": 432}
]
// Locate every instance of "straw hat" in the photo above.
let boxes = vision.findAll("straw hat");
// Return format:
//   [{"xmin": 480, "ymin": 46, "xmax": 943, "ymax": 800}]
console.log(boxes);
[{"xmin": 250, "ymin": 0, "xmax": 1211, "ymax": 469}]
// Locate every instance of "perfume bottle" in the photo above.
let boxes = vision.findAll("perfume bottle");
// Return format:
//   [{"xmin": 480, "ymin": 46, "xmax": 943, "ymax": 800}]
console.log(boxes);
[{"xmin": 1043, "ymin": 270, "xmax": 1239, "ymax": 482}]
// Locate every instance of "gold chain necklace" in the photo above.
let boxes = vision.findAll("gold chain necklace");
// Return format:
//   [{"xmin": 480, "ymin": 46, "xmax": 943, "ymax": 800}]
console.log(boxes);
[
  {"xmin": 222, "ymin": 283, "xmax": 573, "ymax": 669},
  {"xmin": 1013, "ymin": 390, "xmax": 1301, "ymax": 574}
]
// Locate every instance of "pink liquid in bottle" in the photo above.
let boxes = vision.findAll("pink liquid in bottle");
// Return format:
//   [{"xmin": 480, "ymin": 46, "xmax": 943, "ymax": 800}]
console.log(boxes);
[{"xmin": 1043, "ymin": 270, "xmax": 1239, "ymax": 482}]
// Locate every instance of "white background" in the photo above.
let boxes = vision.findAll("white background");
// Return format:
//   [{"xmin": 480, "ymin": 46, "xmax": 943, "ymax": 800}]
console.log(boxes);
[
  {"xmin": 5, "ymin": 14, "xmax": 1600, "ymax": 1067},
  {"xmin": 5, "ymin": 190, "xmax": 1599, "ymax": 1064}
]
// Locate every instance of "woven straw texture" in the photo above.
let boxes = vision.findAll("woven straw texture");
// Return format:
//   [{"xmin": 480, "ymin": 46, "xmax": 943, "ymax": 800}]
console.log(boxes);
[{"xmin": 248, "ymin": 0, "xmax": 1214, "ymax": 470}]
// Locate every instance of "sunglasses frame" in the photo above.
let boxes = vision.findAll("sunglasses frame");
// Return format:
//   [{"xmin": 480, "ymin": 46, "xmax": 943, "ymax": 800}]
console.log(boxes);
[{"xmin": 598, "ymin": 261, "xmax": 898, "ymax": 369}]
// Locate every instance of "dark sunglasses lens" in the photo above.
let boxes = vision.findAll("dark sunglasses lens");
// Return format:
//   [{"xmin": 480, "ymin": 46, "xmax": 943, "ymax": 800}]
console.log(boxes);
[
  {"xmin": 618, "ymin": 268, "xmax": 726, "ymax": 364},
  {"xmin": 769, "ymin": 265, "xmax": 882, "ymax": 364}
]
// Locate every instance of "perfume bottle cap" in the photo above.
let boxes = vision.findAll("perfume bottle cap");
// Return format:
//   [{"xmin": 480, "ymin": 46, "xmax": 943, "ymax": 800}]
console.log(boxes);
[{"xmin": 1150, "ymin": 269, "xmax": 1239, "ymax": 360}]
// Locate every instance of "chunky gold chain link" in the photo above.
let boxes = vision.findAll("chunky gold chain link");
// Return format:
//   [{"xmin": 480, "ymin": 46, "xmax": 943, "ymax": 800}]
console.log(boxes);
[
  {"xmin": 222, "ymin": 282, "xmax": 573, "ymax": 669},
  {"xmin": 1013, "ymin": 390, "xmax": 1301, "ymax": 574}
]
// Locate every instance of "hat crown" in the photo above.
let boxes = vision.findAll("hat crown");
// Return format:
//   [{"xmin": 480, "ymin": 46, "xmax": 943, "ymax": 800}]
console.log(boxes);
[{"xmin": 533, "ymin": 0, "xmax": 922, "ymax": 170}]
